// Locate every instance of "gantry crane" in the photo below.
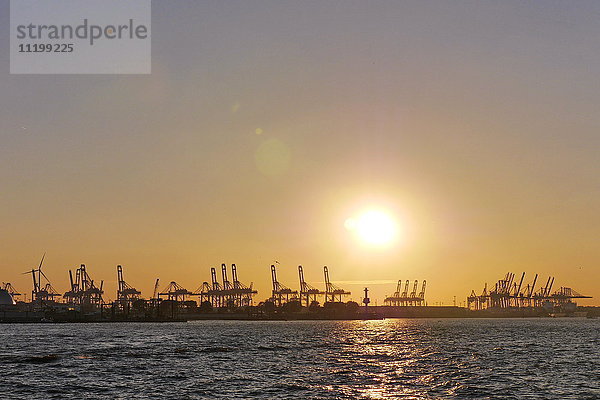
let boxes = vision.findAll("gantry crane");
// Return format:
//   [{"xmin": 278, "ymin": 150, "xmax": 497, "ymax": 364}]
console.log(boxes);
[
  {"xmin": 417, "ymin": 280, "xmax": 426, "ymax": 305},
  {"xmin": 401, "ymin": 280, "xmax": 409, "ymax": 298},
  {"xmin": 298, "ymin": 265, "xmax": 324, "ymax": 307},
  {"xmin": 409, "ymin": 280, "xmax": 418, "ymax": 299},
  {"xmin": 230, "ymin": 264, "xmax": 257, "ymax": 307},
  {"xmin": 63, "ymin": 264, "xmax": 103, "ymax": 307},
  {"xmin": 158, "ymin": 281, "xmax": 192, "ymax": 302},
  {"xmin": 116, "ymin": 265, "xmax": 141, "ymax": 305},
  {"xmin": 270, "ymin": 264, "xmax": 298, "ymax": 306},
  {"xmin": 192, "ymin": 266, "xmax": 223, "ymax": 308},
  {"xmin": 210, "ymin": 267, "xmax": 223, "ymax": 307},
  {"xmin": 394, "ymin": 280, "xmax": 402, "ymax": 298},
  {"xmin": 192, "ymin": 264, "xmax": 257, "ymax": 308},
  {"xmin": 384, "ymin": 279, "xmax": 426, "ymax": 306},
  {"xmin": 467, "ymin": 272, "xmax": 590, "ymax": 311},
  {"xmin": 152, "ymin": 278, "xmax": 160, "ymax": 300},
  {"xmin": 323, "ymin": 266, "xmax": 350, "ymax": 303}
]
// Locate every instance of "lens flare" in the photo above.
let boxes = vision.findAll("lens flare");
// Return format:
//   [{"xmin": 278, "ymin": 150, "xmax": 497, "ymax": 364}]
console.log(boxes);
[{"xmin": 345, "ymin": 209, "xmax": 397, "ymax": 246}]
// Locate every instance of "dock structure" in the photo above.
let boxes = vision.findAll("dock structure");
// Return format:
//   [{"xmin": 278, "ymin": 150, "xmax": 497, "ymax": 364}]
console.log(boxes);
[
  {"xmin": 10, "ymin": 260, "xmax": 357, "ymax": 311},
  {"xmin": 298, "ymin": 265, "xmax": 324, "ymax": 307},
  {"xmin": 63, "ymin": 264, "xmax": 104, "ymax": 307},
  {"xmin": 270, "ymin": 264, "xmax": 298, "ymax": 306},
  {"xmin": 323, "ymin": 266, "xmax": 350, "ymax": 303},
  {"xmin": 193, "ymin": 264, "xmax": 257, "ymax": 308},
  {"xmin": 384, "ymin": 280, "xmax": 426, "ymax": 306},
  {"xmin": 467, "ymin": 272, "xmax": 591, "ymax": 311}
]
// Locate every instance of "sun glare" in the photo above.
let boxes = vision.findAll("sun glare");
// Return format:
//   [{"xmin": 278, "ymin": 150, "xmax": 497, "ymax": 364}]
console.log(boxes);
[{"xmin": 345, "ymin": 209, "xmax": 398, "ymax": 246}]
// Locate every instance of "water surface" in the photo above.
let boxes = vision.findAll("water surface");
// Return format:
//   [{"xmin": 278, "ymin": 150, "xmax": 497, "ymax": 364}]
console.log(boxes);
[{"xmin": 1, "ymin": 319, "xmax": 598, "ymax": 399}]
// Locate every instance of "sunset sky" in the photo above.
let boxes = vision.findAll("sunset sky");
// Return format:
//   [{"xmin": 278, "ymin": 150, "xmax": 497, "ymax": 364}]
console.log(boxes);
[{"xmin": 1, "ymin": 1, "xmax": 598, "ymax": 305}]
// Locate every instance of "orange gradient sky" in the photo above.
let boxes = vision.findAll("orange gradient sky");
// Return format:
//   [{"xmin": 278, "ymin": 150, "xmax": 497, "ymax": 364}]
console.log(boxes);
[{"xmin": 0, "ymin": 1, "xmax": 598, "ymax": 305}]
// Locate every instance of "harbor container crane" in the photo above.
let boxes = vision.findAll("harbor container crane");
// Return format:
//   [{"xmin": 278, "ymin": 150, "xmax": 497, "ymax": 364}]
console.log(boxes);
[
  {"xmin": 323, "ymin": 266, "xmax": 350, "ymax": 303},
  {"xmin": 270, "ymin": 264, "xmax": 298, "ymax": 306},
  {"xmin": 116, "ymin": 265, "xmax": 141, "ymax": 305},
  {"xmin": 158, "ymin": 281, "xmax": 192, "ymax": 302},
  {"xmin": 298, "ymin": 265, "xmax": 324, "ymax": 307}
]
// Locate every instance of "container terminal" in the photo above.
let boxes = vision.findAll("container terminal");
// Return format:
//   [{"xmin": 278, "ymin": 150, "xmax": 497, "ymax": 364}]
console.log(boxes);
[{"xmin": 0, "ymin": 257, "xmax": 594, "ymax": 322}]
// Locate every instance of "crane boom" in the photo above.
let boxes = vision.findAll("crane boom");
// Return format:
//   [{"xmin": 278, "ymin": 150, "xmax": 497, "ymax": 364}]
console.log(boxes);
[{"xmin": 152, "ymin": 278, "xmax": 160, "ymax": 299}]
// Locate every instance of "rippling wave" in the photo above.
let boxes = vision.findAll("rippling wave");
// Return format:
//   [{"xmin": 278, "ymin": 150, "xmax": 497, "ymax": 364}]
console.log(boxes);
[{"xmin": 0, "ymin": 319, "xmax": 598, "ymax": 399}]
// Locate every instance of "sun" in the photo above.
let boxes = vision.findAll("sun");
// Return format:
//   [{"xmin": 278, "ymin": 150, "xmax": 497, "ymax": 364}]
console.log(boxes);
[{"xmin": 345, "ymin": 209, "xmax": 398, "ymax": 246}]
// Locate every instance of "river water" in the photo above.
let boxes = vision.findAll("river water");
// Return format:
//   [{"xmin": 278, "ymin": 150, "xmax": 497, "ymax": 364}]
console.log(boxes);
[{"xmin": 1, "ymin": 318, "xmax": 598, "ymax": 399}]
